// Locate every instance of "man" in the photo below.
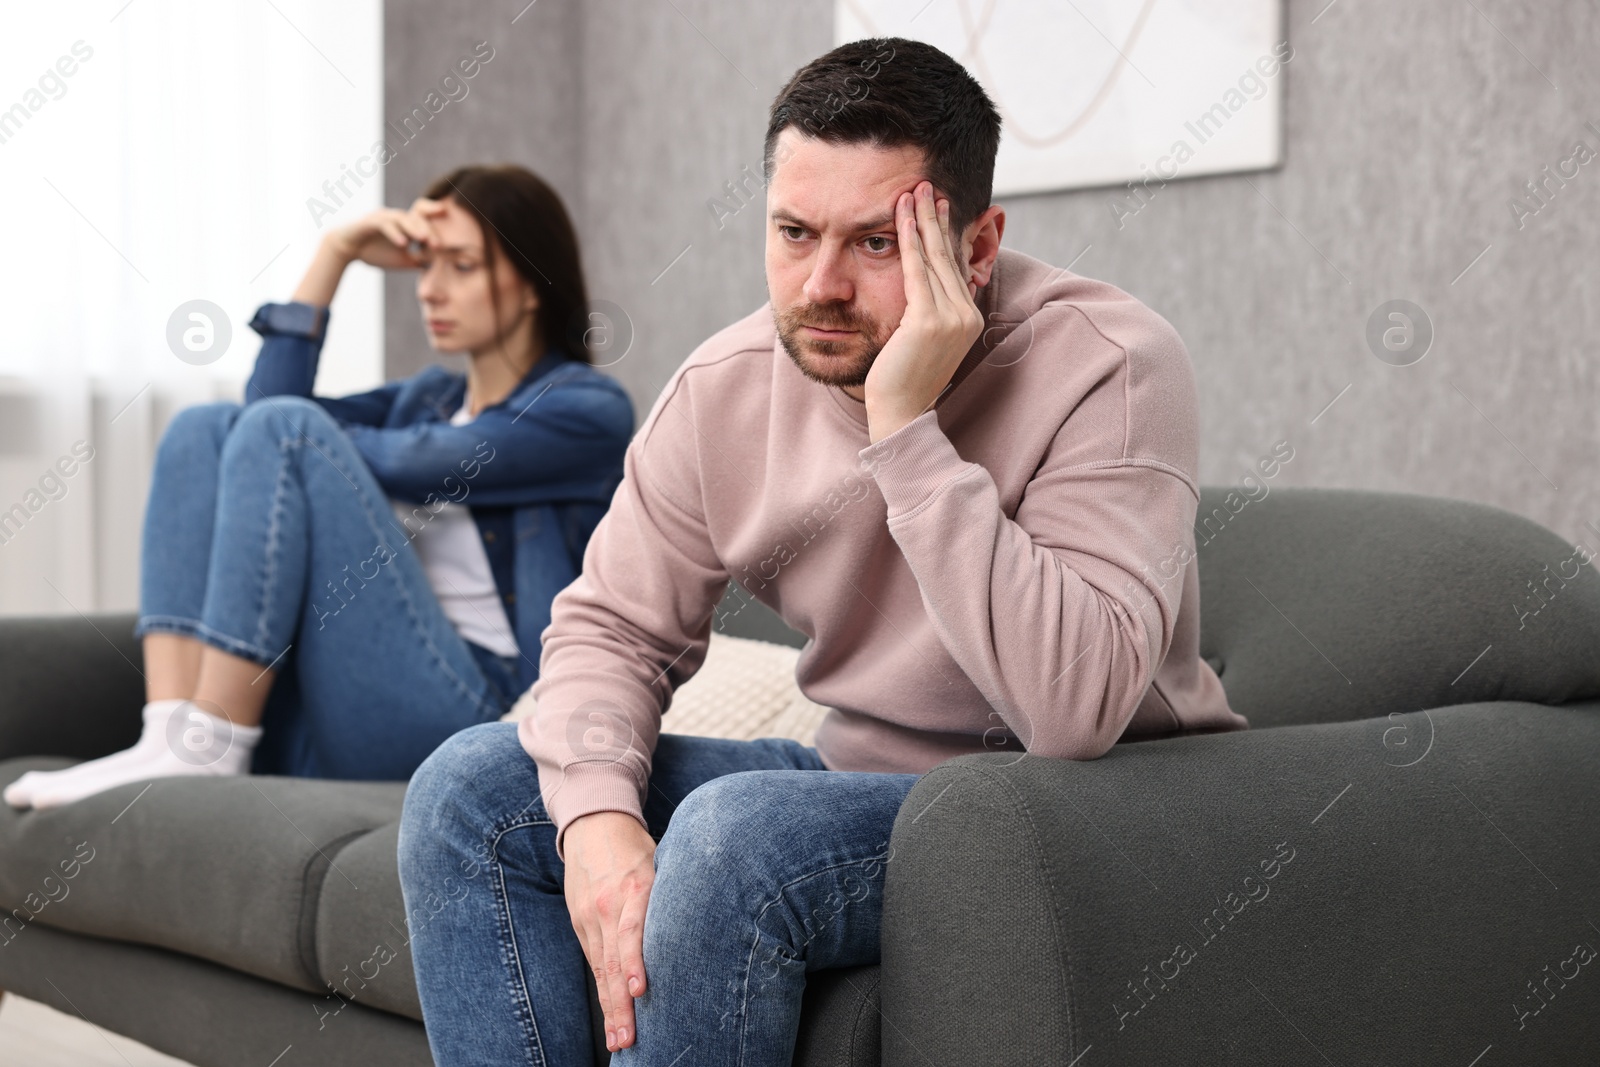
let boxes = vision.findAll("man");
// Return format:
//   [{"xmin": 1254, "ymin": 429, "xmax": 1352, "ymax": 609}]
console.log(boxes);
[{"xmin": 398, "ymin": 35, "xmax": 1246, "ymax": 1067}]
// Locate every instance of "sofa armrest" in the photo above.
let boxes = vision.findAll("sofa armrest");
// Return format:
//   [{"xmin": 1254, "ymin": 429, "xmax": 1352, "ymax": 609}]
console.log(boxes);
[
  {"xmin": 881, "ymin": 699, "xmax": 1600, "ymax": 1065},
  {"xmin": 0, "ymin": 612, "xmax": 145, "ymax": 762}
]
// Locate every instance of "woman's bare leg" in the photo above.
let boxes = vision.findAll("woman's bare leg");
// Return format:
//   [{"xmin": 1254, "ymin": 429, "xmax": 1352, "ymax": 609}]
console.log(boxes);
[
  {"xmin": 189, "ymin": 646, "xmax": 274, "ymax": 728},
  {"xmin": 143, "ymin": 633, "xmax": 203, "ymax": 702},
  {"xmin": 144, "ymin": 633, "xmax": 273, "ymax": 727}
]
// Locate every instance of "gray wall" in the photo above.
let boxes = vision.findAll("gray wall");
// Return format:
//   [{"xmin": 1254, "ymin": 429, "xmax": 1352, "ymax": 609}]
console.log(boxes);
[
  {"xmin": 384, "ymin": 0, "xmax": 1600, "ymax": 551},
  {"xmin": 382, "ymin": 0, "xmax": 583, "ymax": 379}
]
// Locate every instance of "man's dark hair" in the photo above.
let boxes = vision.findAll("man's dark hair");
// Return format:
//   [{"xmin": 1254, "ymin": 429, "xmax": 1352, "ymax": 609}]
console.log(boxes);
[{"xmin": 762, "ymin": 37, "xmax": 1002, "ymax": 237}]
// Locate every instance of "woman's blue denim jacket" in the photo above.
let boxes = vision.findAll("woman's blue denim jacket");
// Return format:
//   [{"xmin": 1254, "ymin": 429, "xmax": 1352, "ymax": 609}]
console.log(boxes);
[{"xmin": 244, "ymin": 301, "xmax": 634, "ymax": 691}]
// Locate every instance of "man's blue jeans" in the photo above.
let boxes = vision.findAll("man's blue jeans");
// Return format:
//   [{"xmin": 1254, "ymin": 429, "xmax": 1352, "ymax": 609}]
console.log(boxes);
[
  {"xmin": 135, "ymin": 397, "xmax": 521, "ymax": 779},
  {"xmin": 397, "ymin": 721, "xmax": 923, "ymax": 1066}
]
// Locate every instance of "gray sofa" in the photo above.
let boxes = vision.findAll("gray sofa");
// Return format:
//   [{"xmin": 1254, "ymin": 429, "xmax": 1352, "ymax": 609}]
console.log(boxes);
[{"xmin": 3, "ymin": 486, "xmax": 1598, "ymax": 1066}]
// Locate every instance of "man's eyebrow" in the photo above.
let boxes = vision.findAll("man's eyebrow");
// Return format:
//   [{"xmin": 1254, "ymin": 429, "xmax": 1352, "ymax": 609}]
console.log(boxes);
[{"xmin": 770, "ymin": 210, "xmax": 898, "ymax": 233}]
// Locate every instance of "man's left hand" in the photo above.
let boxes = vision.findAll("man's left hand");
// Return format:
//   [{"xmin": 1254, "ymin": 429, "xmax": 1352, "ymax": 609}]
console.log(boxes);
[{"xmin": 862, "ymin": 180, "xmax": 984, "ymax": 443}]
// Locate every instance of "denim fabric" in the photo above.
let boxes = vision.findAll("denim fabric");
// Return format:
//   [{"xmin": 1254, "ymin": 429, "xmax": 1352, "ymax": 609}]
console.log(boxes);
[
  {"xmin": 136, "ymin": 398, "xmax": 523, "ymax": 780},
  {"xmin": 244, "ymin": 301, "xmax": 635, "ymax": 690},
  {"xmin": 396, "ymin": 721, "xmax": 921, "ymax": 1066}
]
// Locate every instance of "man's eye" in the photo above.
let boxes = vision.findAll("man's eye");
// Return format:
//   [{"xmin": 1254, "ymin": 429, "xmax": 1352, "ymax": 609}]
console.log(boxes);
[
  {"xmin": 863, "ymin": 236, "xmax": 894, "ymax": 254},
  {"xmin": 454, "ymin": 261, "xmax": 478, "ymax": 273},
  {"xmin": 779, "ymin": 225, "xmax": 807, "ymax": 241}
]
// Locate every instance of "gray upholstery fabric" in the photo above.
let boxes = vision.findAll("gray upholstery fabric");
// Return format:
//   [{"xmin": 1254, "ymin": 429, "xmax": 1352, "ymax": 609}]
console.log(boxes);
[
  {"xmin": 882, "ymin": 699, "xmax": 1600, "ymax": 1065},
  {"xmin": 0, "ymin": 917, "xmax": 433, "ymax": 1067},
  {"xmin": 0, "ymin": 757, "xmax": 408, "ymax": 996},
  {"xmin": 1193, "ymin": 486, "xmax": 1600, "ymax": 729},
  {"xmin": 0, "ymin": 613, "xmax": 143, "ymax": 761},
  {"xmin": 794, "ymin": 967, "xmax": 882, "ymax": 1066},
  {"xmin": 312, "ymin": 821, "xmax": 424, "ymax": 1021}
]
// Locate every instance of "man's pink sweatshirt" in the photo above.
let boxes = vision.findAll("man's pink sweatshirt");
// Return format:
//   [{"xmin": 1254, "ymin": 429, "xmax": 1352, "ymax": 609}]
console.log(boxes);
[{"xmin": 522, "ymin": 246, "xmax": 1248, "ymax": 857}]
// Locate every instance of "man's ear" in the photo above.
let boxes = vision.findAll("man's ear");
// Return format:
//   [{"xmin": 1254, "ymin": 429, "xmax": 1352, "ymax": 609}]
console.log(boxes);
[{"xmin": 962, "ymin": 205, "xmax": 1006, "ymax": 292}]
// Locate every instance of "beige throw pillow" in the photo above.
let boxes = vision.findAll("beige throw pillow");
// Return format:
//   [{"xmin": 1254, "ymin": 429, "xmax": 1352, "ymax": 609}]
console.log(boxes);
[{"xmin": 500, "ymin": 631, "xmax": 831, "ymax": 746}]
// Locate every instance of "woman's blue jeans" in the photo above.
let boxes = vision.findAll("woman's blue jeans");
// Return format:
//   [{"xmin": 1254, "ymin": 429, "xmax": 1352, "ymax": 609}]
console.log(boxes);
[
  {"xmin": 397, "ymin": 722, "xmax": 922, "ymax": 1066},
  {"xmin": 135, "ymin": 397, "xmax": 521, "ymax": 780}
]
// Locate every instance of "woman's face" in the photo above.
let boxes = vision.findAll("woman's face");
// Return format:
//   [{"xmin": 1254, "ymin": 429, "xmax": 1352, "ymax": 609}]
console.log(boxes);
[{"xmin": 415, "ymin": 197, "xmax": 539, "ymax": 356}]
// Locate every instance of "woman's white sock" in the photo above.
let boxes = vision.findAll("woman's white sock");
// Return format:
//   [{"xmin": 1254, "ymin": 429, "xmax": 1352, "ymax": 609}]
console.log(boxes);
[
  {"xmin": 3, "ymin": 699, "xmax": 262, "ymax": 810},
  {"xmin": 2, "ymin": 700, "xmax": 181, "ymax": 808}
]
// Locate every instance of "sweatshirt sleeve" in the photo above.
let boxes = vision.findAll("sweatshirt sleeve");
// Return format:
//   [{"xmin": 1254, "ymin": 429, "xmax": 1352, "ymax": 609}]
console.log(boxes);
[
  {"xmin": 517, "ymin": 373, "xmax": 729, "ymax": 860},
  {"xmin": 858, "ymin": 402, "xmax": 1199, "ymax": 762}
]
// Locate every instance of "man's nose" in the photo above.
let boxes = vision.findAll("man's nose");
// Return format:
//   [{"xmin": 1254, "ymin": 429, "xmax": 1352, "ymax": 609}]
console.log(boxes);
[{"xmin": 803, "ymin": 244, "xmax": 853, "ymax": 306}]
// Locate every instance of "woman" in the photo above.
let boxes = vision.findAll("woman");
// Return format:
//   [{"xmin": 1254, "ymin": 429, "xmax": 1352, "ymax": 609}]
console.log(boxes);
[{"xmin": 4, "ymin": 165, "xmax": 633, "ymax": 809}]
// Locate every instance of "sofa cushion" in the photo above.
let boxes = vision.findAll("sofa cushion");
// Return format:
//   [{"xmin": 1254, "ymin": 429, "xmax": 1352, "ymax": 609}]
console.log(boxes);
[
  {"xmin": 1195, "ymin": 486, "xmax": 1600, "ymax": 729},
  {"xmin": 0, "ymin": 918, "xmax": 436, "ymax": 1067},
  {"xmin": 312, "ymin": 821, "xmax": 422, "ymax": 1021},
  {"xmin": 0, "ymin": 757, "xmax": 406, "ymax": 996}
]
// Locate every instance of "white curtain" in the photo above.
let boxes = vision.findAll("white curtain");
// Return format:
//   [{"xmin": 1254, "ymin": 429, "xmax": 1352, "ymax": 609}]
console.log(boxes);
[{"xmin": 0, "ymin": 0, "xmax": 383, "ymax": 616}]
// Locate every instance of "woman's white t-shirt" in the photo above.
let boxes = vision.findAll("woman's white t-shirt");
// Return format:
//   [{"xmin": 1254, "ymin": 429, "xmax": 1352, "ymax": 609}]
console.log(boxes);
[{"xmin": 389, "ymin": 400, "xmax": 520, "ymax": 658}]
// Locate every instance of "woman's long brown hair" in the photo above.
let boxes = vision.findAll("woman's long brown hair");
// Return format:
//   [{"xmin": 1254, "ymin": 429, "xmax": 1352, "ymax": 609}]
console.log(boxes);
[{"xmin": 423, "ymin": 164, "xmax": 593, "ymax": 365}]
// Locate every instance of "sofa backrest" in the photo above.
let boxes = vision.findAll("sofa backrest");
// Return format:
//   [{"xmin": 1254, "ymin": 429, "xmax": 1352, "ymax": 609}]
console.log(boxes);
[{"xmin": 1194, "ymin": 485, "xmax": 1600, "ymax": 730}]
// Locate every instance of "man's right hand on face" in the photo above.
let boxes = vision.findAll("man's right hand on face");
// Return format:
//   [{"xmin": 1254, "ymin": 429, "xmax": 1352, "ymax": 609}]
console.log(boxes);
[{"xmin": 563, "ymin": 810, "xmax": 657, "ymax": 1053}]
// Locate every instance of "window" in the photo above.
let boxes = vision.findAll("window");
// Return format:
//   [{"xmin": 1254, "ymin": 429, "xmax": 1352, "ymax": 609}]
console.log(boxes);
[{"xmin": 0, "ymin": 0, "xmax": 382, "ymax": 613}]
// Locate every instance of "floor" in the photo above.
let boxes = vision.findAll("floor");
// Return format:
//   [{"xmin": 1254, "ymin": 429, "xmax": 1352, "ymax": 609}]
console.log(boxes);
[{"xmin": 0, "ymin": 994, "xmax": 195, "ymax": 1066}]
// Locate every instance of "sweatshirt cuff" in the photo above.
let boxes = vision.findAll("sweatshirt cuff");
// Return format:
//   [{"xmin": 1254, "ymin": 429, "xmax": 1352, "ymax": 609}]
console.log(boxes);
[
  {"xmin": 858, "ymin": 409, "xmax": 975, "ymax": 518},
  {"xmin": 535, "ymin": 755, "xmax": 648, "ymax": 862}
]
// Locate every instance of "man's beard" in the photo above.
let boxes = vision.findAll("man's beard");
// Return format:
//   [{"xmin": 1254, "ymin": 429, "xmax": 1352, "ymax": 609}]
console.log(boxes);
[{"xmin": 773, "ymin": 300, "xmax": 888, "ymax": 388}]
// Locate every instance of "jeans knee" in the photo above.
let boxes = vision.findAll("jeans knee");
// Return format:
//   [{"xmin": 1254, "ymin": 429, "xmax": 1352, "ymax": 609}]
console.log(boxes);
[
  {"xmin": 402, "ymin": 722, "xmax": 515, "ymax": 834},
  {"xmin": 227, "ymin": 394, "xmax": 335, "ymax": 453},
  {"xmin": 157, "ymin": 402, "xmax": 241, "ymax": 465},
  {"xmin": 655, "ymin": 772, "xmax": 786, "ymax": 883},
  {"xmin": 398, "ymin": 722, "xmax": 545, "ymax": 877}
]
